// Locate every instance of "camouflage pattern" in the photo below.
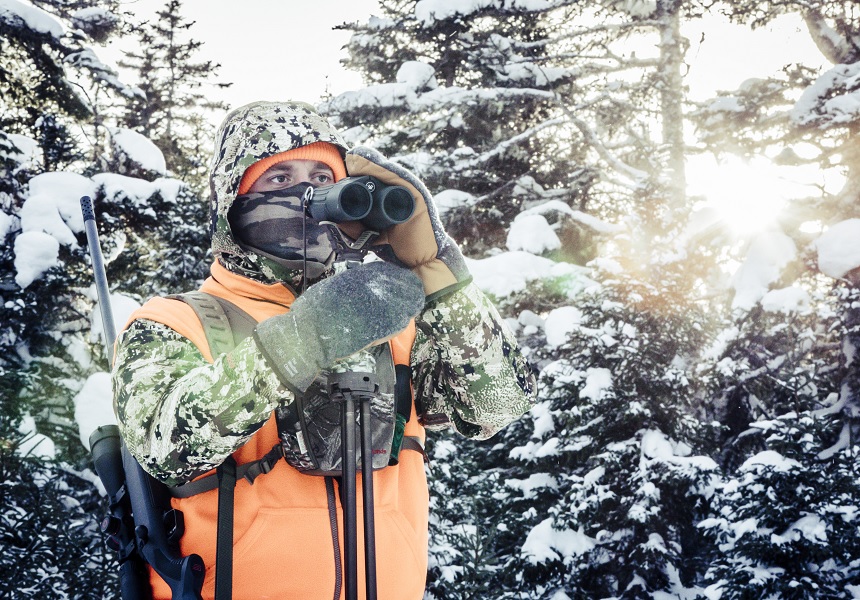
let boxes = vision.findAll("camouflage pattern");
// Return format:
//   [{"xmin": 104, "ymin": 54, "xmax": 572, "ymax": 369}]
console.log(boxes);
[
  {"xmin": 412, "ymin": 281, "xmax": 537, "ymax": 439},
  {"xmin": 229, "ymin": 185, "xmax": 337, "ymax": 279},
  {"xmin": 209, "ymin": 101, "xmax": 348, "ymax": 284},
  {"xmin": 113, "ymin": 319, "xmax": 292, "ymax": 485}
]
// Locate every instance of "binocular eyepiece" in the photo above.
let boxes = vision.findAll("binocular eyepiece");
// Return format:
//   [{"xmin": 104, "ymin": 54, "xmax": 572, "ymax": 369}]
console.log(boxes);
[{"xmin": 306, "ymin": 176, "xmax": 414, "ymax": 231}]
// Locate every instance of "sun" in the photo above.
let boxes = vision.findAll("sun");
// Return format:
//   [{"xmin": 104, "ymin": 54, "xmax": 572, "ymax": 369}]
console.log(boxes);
[{"xmin": 686, "ymin": 155, "xmax": 825, "ymax": 236}]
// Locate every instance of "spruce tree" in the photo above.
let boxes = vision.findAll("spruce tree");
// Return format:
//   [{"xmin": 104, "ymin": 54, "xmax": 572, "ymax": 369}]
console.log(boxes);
[{"xmin": 117, "ymin": 0, "xmax": 230, "ymax": 194}]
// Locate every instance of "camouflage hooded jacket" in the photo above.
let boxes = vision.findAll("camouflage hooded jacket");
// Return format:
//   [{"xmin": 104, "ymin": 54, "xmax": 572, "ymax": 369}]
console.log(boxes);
[{"xmin": 112, "ymin": 101, "xmax": 537, "ymax": 486}]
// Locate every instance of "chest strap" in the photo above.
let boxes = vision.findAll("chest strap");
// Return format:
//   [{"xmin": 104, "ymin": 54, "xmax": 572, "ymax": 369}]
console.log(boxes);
[{"xmin": 169, "ymin": 436, "xmax": 426, "ymax": 499}]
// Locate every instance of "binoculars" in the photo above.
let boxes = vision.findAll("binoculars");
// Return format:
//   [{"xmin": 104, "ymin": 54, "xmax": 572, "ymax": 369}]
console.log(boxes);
[{"xmin": 306, "ymin": 176, "xmax": 414, "ymax": 231}]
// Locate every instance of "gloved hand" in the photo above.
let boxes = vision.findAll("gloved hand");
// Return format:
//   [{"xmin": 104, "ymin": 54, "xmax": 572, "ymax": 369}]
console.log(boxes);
[
  {"xmin": 254, "ymin": 261, "xmax": 425, "ymax": 393},
  {"xmin": 341, "ymin": 146, "xmax": 471, "ymax": 298}
]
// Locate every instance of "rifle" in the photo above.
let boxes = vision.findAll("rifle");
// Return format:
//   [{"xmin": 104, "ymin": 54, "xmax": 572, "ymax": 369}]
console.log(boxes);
[{"xmin": 81, "ymin": 195, "xmax": 205, "ymax": 600}]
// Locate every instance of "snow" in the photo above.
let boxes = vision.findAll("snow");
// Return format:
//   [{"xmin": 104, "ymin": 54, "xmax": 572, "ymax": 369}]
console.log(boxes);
[
  {"xmin": 505, "ymin": 473, "xmax": 558, "ymax": 499},
  {"xmin": 507, "ymin": 213, "xmax": 560, "ymax": 255},
  {"xmin": 70, "ymin": 6, "xmax": 118, "ymax": 30},
  {"xmin": 792, "ymin": 62, "xmax": 860, "ymax": 128},
  {"xmin": 501, "ymin": 62, "xmax": 572, "ymax": 86},
  {"xmin": 731, "ymin": 231, "xmax": 797, "ymax": 311},
  {"xmin": 415, "ymin": 0, "xmax": 558, "ymax": 25},
  {"xmin": 433, "ymin": 189, "xmax": 476, "ymax": 215},
  {"xmin": 110, "ymin": 127, "xmax": 167, "ymax": 175},
  {"xmin": 16, "ymin": 415, "xmax": 56, "ymax": 459},
  {"xmin": 14, "ymin": 231, "xmax": 60, "ymax": 288},
  {"xmin": 21, "ymin": 171, "xmax": 95, "ymax": 245},
  {"xmin": 521, "ymin": 517, "xmax": 595, "ymax": 564},
  {"xmin": 518, "ymin": 200, "xmax": 623, "ymax": 234},
  {"xmin": 326, "ymin": 67, "xmax": 427, "ymax": 112},
  {"xmin": 771, "ymin": 515, "xmax": 828, "ymax": 545},
  {"xmin": 529, "ymin": 401, "xmax": 555, "ymax": 438},
  {"xmin": 73, "ymin": 372, "xmax": 117, "ymax": 451},
  {"xmin": 11, "ymin": 168, "xmax": 180, "ymax": 289},
  {"xmin": 740, "ymin": 450, "xmax": 801, "ymax": 473},
  {"xmin": 760, "ymin": 286, "xmax": 811, "ymax": 314},
  {"xmin": 580, "ymin": 368, "xmax": 612, "ymax": 402},
  {"xmin": 90, "ymin": 292, "xmax": 141, "ymax": 347},
  {"xmin": 544, "ymin": 306, "xmax": 582, "ymax": 348},
  {"xmin": 0, "ymin": 210, "xmax": 14, "ymax": 237},
  {"xmin": 0, "ymin": 0, "xmax": 65, "ymax": 38},
  {"xmin": 0, "ymin": 131, "xmax": 39, "ymax": 169},
  {"xmin": 465, "ymin": 250, "xmax": 591, "ymax": 298},
  {"xmin": 814, "ymin": 219, "xmax": 860, "ymax": 279},
  {"xmin": 396, "ymin": 61, "xmax": 438, "ymax": 90}
]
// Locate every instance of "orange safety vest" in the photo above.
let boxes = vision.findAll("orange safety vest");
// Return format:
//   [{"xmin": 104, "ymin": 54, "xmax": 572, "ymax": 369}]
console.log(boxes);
[{"xmin": 126, "ymin": 262, "xmax": 429, "ymax": 600}]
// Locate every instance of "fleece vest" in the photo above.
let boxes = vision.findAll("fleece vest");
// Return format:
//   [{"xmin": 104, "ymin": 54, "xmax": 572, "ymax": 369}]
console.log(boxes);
[{"xmin": 125, "ymin": 261, "xmax": 428, "ymax": 600}]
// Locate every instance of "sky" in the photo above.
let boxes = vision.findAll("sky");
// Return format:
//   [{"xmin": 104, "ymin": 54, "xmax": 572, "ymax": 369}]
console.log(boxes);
[
  {"xmin": 105, "ymin": 1, "xmax": 826, "ymax": 119},
  {"xmin": 106, "ymin": 0, "xmax": 381, "ymax": 114}
]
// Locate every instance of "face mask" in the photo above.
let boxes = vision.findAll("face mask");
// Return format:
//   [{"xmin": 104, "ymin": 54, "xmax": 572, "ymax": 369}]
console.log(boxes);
[{"xmin": 228, "ymin": 183, "xmax": 337, "ymax": 279}]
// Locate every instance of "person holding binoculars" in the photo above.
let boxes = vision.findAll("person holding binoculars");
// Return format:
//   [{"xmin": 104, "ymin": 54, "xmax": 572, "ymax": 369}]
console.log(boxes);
[{"xmin": 111, "ymin": 100, "xmax": 536, "ymax": 600}]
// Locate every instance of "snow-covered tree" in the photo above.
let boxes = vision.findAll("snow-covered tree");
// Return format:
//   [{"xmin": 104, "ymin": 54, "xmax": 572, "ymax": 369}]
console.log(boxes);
[{"xmin": 117, "ymin": 0, "xmax": 230, "ymax": 193}]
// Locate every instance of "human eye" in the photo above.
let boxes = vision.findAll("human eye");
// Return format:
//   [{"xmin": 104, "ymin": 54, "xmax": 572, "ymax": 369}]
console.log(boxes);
[
  {"xmin": 269, "ymin": 174, "xmax": 290, "ymax": 185},
  {"xmin": 310, "ymin": 172, "xmax": 333, "ymax": 187}
]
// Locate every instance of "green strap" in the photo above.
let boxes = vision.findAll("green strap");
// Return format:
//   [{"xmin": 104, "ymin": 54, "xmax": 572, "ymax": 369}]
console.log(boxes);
[{"xmin": 168, "ymin": 291, "xmax": 258, "ymax": 356}]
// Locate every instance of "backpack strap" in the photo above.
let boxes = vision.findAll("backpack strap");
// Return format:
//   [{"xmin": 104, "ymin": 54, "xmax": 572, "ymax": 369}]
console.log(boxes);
[
  {"xmin": 168, "ymin": 291, "xmax": 258, "ymax": 356},
  {"xmin": 215, "ymin": 456, "xmax": 236, "ymax": 600},
  {"xmin": 164, "ymin": 291, "xmax": 258, "ymax": 600}
]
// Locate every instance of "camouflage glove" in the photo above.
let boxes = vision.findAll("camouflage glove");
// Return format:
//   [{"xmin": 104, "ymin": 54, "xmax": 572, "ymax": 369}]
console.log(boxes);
[
  {"xmin": 254, "ymin": 262, "xmax": 424, "ymax": 393},
  {"xmin": 342, "ymin": 146, "xmax": 471, "ymax": 299}
]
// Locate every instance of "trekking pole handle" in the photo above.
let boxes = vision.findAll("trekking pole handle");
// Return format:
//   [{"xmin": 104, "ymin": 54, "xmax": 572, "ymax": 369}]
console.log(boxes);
[{"xmin": 81, "ymin": 196, "xmax": 117, "ymax": 358}]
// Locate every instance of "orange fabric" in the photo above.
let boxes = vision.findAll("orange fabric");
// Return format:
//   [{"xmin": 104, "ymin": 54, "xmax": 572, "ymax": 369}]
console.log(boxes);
[
  {"xmin": 127, "ymin": 262, "xmax": 428, "ymax": 600},
  {"xmin": 237, "ymin": 141, "xmax": 347, "ymax": 195}
]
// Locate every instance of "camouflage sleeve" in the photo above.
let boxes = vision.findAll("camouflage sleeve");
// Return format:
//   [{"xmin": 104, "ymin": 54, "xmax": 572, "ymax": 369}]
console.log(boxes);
[
  {"xmin": 112, "ymin": 318, "xmax": 291, "ymax": 486},
  {"xmin": 411, "ymin": 282, "xmax": 537, "ymax": 439}
]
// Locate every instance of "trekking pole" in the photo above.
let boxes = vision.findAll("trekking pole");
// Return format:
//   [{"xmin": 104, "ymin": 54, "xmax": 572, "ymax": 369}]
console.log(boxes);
[
  {"xmin": 81, "ymin": 196, "xmax": 205, "ymax": 600},
  {"xmin": 358, "ymin": 394, "xmax": 378, "ymax": 600},
  {"xmin": 330, "ymin": 368, "xmax": 380, "ymax": 600},
  {"xmin": 341, "ymin": 383, "xmax": 358, "ymax": 600}
]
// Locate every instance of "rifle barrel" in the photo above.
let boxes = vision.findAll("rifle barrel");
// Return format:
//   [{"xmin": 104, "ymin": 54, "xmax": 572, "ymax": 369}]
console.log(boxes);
[{"xmin": 80, "ymin": 196, "xmax": 117, "ymax": 357}]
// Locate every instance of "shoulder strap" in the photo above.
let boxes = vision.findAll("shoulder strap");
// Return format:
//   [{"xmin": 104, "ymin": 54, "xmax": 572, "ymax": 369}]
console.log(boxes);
[{"xmin": 168, "ymin": 291, "xmax": 258, "ymax": 356}]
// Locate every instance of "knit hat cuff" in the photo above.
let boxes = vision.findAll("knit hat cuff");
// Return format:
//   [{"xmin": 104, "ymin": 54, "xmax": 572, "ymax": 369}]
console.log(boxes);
[{"xmin": 238, "ymin": 142, "xmax": 347, "ymax": 194}]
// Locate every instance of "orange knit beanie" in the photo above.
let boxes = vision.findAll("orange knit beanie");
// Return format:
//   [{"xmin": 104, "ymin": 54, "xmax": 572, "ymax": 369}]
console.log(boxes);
[{"xmin": 237, "ymin": 141, "xmax": 347, "ymax": 194}]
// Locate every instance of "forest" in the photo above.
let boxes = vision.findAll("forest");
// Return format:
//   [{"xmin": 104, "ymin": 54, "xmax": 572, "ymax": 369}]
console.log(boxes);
[{"xmin": 2, "ymin": 0, "xmax": 860, "ymax": 598}]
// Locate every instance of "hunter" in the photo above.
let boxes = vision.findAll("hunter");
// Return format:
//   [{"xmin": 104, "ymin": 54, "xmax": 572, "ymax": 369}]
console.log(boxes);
[{"xmin": 112, "ymin": 100, "xmax": 536, "ymax": 599}]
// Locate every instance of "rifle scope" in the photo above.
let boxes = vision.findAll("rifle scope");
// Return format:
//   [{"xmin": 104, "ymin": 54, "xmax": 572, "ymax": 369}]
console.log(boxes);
[{"xmin": 307, "ymin": 176, "xmax": 414, "ymax": 231}]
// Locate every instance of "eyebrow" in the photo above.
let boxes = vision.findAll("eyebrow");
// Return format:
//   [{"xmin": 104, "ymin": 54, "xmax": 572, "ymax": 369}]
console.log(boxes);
[{"xmin": 265, "ymin": 161, "xmax": 334, "ymax": 174}]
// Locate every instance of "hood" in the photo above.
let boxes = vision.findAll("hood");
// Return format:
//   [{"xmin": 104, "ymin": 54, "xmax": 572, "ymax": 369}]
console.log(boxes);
[{"xmin": 208, "ymin": 101, "xmax": 348, "ymax": 285}]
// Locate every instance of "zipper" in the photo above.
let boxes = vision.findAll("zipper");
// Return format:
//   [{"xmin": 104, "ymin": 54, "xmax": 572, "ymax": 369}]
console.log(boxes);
[{"xmin": 325, "ymin": 476, "xmax": 343, "ymax": 600}]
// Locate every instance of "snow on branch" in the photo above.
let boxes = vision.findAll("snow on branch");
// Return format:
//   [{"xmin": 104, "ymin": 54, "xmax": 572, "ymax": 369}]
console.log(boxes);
[
  {"xmin": 0, "ymin": 0, "xmax": 65, "ymax": 38},
  {"xmin": 64, "ymin": 48, "xmax": 145, "ymax": 100},
  {"xmin": 792, "ymin": 61, "xmax": 860, "ymax": 129},
  {"xmin": 414, "ymin": 0, "xmax": 574, "ymax": 26},
  {"xmin": 458, "ymin": 116, "xmax": 566, "ymax": 168},
  {"xmin": 559, "ymin": 107, "xmax": 649, "ymax": 186}
]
